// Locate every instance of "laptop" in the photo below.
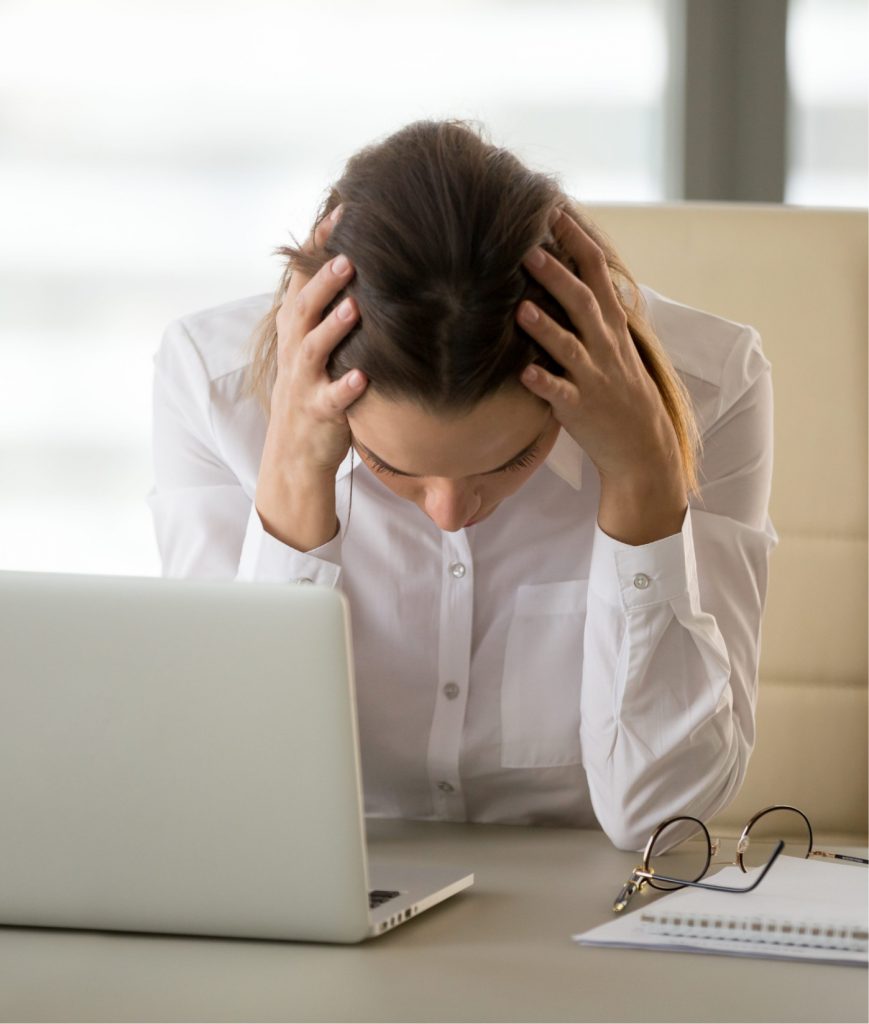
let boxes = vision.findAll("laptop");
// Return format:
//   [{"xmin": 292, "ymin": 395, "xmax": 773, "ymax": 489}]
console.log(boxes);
[{"xmin": 0, "ymin": 570, "xmax": 473, "ymax": 942}]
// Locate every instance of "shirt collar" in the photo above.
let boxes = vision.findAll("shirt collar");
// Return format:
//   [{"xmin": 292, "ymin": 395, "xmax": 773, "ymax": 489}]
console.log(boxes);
[
  {"xmin": 336, "ymin": 427, "xmax": 583, "ymax": 491},
  {"xmin": 543, "ymin": 427, "xmax": 584, "ymax": 490}
]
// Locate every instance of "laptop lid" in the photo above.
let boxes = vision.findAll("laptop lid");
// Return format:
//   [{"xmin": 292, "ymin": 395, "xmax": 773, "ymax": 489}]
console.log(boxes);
[{"xmin": 0, "ymin": 571, "xmax": 374, "ymax": 942}]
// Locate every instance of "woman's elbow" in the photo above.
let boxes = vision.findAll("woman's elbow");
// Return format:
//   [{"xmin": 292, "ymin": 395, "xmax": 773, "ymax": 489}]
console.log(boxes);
[{"xmin": 591, "ymin": 738, "xmax": 749, "ymax": 853}]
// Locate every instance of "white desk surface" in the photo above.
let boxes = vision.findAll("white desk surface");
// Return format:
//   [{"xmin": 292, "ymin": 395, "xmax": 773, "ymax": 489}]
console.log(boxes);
[{"xmin": 1, "ymin": 819, "xmax": 866, "ymax": 1023}]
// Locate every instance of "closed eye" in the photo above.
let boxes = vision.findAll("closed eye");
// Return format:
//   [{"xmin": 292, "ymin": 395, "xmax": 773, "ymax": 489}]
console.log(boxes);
[
  {"xmin": 367, "ymin": 458, "xmax": 401, "ymax": 477},
  {"xmin": 366, "ymin": 445, "xmax": 541, "ymax": 478},
  {"xmin": 501, "ymin": 447, "xmax": 540, "ymax": 472}
]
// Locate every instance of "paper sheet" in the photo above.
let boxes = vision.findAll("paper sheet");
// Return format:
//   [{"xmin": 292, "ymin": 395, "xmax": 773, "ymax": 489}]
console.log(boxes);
[{"xmin": 574, "ymin": 855, "xmax": 868, "ymax": 967}]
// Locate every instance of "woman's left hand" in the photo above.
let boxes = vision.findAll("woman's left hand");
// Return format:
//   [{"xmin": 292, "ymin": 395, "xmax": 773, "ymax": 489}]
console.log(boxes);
[{"xmin": 517, "ymin": 208, "xmax": 688, "ymax": 544}]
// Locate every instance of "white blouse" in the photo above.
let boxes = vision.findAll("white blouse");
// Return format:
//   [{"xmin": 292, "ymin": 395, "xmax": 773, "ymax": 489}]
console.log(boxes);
[{"xmin": 147, "ymin": 284, "xmax": 777, "ymax": 851}]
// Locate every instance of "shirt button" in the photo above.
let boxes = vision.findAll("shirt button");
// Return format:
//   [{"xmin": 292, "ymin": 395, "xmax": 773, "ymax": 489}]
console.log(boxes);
[
  {"xmin": 448, "ymin": 562, "xmax": 467, "ymax": 579},
  {"xmin": 295, "ymin": 577, "xmax": 314, "ymax": 585},
  {"xmin": 437, "ymin": 781, "xmax": 455, "ymax": 793},
  {"xmin": 443, "ymin": 682, "xmax": 460, "ymax": 700},
  {"xmin": 633, "ymin": 573, "xmax": 651, "ymax": 590}
]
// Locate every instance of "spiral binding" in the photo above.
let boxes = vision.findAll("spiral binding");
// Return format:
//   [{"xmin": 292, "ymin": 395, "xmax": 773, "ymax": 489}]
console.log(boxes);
[{"xmin": 640, "ymin": 912, "xmax": 869, "ymax": 952}]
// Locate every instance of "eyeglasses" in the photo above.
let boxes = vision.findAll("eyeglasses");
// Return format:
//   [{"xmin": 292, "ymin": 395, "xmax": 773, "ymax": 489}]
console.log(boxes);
[{"xmin": 613, "ymin": 803, "xmax": 869, "ymax": 913}]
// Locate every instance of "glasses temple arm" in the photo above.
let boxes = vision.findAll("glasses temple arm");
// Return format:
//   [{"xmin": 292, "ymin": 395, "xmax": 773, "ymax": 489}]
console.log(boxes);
[
  {"xmin": 636, "ymin": 839, "xmax": 786, "ymax": 894},
  {"xmin": 811, "ymin": 849, "xmax": 869, "ymax": 866}
]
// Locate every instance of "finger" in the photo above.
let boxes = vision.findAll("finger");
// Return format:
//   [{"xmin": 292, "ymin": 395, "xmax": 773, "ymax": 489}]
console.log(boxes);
[
  {"xmin": 319, "ymin": 367, "xmax": 368, "ymax": 415},
  {"xmin": 519, "ymin": 362, "xmax": 580, "ymax": 417},
  {"xmin": 522, "ymin": 245, "xmax": 611, "ymax": 356},
  {"xmin": 279, "ymin": 251, "xmax": 356, "ymax": 346},
  {"xmin": 311, "ymin": 203, "xmax": 343, "ymax": 253},
  {"xmin": 517, "ymin": 300, "xmax": 593, "ymax": 378},
  {"xmin": 296, "ymin": 295, "xmax": 359, "ymax": 372},
  {"xmin": 550, "ymin": 209, "xmax": 625, "ymax": 326}
]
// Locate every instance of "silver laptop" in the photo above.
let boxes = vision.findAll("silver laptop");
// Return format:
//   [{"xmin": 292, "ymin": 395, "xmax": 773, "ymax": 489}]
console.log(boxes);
[{"xmin": 0, "ymin": 570, "xmax": 473, "ymax": 942}]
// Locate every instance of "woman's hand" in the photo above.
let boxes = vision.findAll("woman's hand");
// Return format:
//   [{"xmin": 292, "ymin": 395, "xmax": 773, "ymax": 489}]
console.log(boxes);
[
  {"xmin": 256, "ymin": 205, "xmax": 367, "ymax": 551},
  {"xmin": 268, "ymin": 205, "xmax": 367, "ymax": 475},
  {"xmin": 517, "ymin": 209, "xmax": 688, "ymax": 545}
]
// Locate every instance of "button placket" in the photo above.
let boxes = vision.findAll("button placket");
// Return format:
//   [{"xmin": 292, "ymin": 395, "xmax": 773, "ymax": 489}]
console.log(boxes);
[{"xmin": 427, "ymin": 531, "xmax": 473, "ymax": 819}]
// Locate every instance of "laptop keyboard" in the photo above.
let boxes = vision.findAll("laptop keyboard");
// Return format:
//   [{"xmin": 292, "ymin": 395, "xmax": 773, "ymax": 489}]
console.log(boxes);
[{"xmin": 369, "ymin": 889, "xmax": 400, "ymax": 909}]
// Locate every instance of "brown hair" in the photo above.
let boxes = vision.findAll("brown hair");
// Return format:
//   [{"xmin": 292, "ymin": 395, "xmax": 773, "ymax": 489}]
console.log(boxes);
[{"xmin": 246, "ymin": 118, "xmax": 701, "ymax": 493}]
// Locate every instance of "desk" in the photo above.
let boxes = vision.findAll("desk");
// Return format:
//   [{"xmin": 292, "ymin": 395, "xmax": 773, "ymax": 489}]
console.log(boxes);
[{"xmin": 1, "ymin": 820, "xmax": 866, "ymax": 1023}]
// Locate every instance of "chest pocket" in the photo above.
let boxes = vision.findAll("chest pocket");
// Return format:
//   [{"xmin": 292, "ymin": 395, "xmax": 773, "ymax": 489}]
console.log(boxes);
[{"xmin": 501, "ymin": 579, "xmax": 588, "ymax": 769}]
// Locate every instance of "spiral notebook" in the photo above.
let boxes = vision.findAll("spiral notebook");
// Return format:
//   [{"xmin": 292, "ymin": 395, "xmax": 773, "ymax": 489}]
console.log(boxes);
[{"xmin": 574, "ymin": 855, "xmax": 868, "ymax": 967}]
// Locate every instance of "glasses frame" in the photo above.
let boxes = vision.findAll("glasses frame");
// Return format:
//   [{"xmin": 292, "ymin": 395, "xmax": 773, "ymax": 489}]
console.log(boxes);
[
  {"xmin": 733, "ymin": 804, "xmax": 813, "ymax": 872},
  {"xmin": 612, "ymin": 803, "xmax": 867, "ymax": 914}
]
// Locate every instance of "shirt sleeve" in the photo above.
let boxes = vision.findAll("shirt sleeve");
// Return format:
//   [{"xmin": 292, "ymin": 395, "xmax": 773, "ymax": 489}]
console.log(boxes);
[
  {"xmin": 146, "ymin": 317, "xmax": 343, "ymax": 586},
  {"xmin": 579, "ymin": 325, "xmax": 777, "ymax": 850}
]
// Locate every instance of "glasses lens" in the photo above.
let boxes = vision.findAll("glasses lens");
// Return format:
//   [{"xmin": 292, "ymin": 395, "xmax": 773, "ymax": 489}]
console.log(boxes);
[
  {"xmin": 741, "ymin": 806, "xmax": 812, "ymax": 870},
  {"xmin": 646, "ymin": 818, "xmax": 710, "ymax": 891}
]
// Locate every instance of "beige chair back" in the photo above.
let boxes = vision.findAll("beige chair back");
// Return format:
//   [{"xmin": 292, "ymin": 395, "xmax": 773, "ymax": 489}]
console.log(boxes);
[{"xmin": 588, "ymin": 203, "xmax": 868, "ymax": 839}]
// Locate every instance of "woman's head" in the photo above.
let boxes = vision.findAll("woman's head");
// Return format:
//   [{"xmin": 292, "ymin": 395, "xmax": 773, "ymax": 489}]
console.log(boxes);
[
  {"xmin": 346, "ymin": 388, "xmax": 561, "ymax": 531},
  {"xmin": 254, "ymin": 118, "xmax": 575, "ymax": 410},
  {"xmin": 248, "ymin": 118, "xmax": 700, "ymax": 518}
]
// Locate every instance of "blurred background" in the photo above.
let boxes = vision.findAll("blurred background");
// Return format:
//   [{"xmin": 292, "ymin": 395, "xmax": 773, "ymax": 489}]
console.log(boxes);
[{"xmin": 0, "ymin": 0, "xmax": 866, "ymax": 577}]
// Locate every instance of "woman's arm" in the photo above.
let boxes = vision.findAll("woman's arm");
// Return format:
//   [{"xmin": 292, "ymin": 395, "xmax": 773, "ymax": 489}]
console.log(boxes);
[
  {"xmin": 149, "ymin": 206, "xmax": 365, "ymax": 584},
  {"xmin": 579, "ymin": 329, "xmax": 775, "ymax": 849},
  {"xmin": 147, "ymin": 316, "xmax": 343, "ymax": 585},
  {"xmin": 516, "ymin": 209, "xmax": 776, "ymax": 850}
]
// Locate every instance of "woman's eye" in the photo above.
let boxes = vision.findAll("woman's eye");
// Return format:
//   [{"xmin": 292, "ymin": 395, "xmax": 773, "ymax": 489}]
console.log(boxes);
[
  {"xmin": 365, "ymin": 445, "xmax": 540, "ymax": 477},
  {"xmin": 501, "ymin": 446, "xmax": 540, "ymax": 472},
  {"xmin": 370, "ymin": 460, "xmax": 399, "ymax": 477}
]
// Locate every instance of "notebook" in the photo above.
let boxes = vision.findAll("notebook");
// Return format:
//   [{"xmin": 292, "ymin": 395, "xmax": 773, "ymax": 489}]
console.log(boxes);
[
  {"xmin": 0, "ymin": 570, "xmax": 473, "ymax": 942},
  {"xmin": 575, "ymin": 855, "xmax": 868, "ymax": 967}
]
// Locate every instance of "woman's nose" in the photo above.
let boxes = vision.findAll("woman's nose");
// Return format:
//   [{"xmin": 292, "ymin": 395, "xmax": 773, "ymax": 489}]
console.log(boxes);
[{"xmin": 423, "ymin": 480, "xmax": 478, "ymax": 532}]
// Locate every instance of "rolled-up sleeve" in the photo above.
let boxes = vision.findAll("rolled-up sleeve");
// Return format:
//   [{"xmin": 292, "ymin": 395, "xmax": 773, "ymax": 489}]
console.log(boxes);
[
  {"xmin": 147, "ymin": 317, "xmax": 343, "ymax": 586},
  {"xmin": 580, "ymin": 326, "xmax": 777, "ymax": 850}
]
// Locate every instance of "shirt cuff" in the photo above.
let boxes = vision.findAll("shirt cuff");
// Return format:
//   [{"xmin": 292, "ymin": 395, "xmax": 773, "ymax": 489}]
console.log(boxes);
[
  {"xmin": 588, "ymin": 505, "xmax": 696, "ymax": 611},
  {"xmin": 235, "ymin": 503, "xmax": 343, "ymax": 586}
]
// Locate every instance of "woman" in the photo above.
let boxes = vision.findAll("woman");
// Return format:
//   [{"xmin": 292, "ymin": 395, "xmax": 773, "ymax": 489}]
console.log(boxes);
[{"xmin": 149, "ymin": 119, "xmax": 776, "ymax": 851}]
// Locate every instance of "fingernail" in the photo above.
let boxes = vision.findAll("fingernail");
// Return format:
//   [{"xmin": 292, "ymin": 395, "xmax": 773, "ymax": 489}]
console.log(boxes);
[
  {"xmin": 548, "ymin": 207, "xmax": 562, "ymax": 227},
  {"xmin": 337, "ymin": 297, "xmax": 354, "ymax": 319},
  {"xmin": 522, "ymin": 366, "xmax": 538, "ymax": 383},
  {"xmin": 525, "ymin": 247, "xmax": 546, "ymax": 268},
  {"xmin": 520, "ymin": 301, "xmax": 539, "ymax": 323},
  {"xmin": 349, "ymin": 370, "xmax": 363, "ymax": 388},
  {"xmin": 330, "ymin": 204, "xmax": 343, "ymax": 223},
  {"xmin": 332, "ymin": 254, "xmax": 350, "ymax": 275}
]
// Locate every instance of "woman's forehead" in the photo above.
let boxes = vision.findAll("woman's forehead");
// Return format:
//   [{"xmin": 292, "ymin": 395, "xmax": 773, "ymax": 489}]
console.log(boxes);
[{"xmin": 346, "ymin": 389, "xmax": 553, "ymax": 478}]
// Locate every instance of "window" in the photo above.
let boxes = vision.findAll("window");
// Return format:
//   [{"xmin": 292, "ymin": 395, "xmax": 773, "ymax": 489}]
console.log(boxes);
[{"xmin": 785, "ymin": 0, "xmax": 868, "ymax": 206}]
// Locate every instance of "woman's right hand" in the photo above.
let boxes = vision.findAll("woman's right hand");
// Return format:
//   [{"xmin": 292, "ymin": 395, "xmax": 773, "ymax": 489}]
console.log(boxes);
[{"xmin": 255, "ymin": 205, "xmax": 367, "ymax": 552}]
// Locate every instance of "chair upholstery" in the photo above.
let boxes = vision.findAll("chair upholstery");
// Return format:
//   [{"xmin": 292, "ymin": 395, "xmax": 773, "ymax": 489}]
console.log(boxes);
[{"xmin": 587, "ymin": 203, "xmax": 868, "ymax": 839}]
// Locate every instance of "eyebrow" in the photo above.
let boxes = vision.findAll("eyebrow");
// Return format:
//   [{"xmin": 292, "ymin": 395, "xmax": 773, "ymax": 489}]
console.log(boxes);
[{"xmin": 353, "ymin": 431, "xmax": 546, "ymax": 478}]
